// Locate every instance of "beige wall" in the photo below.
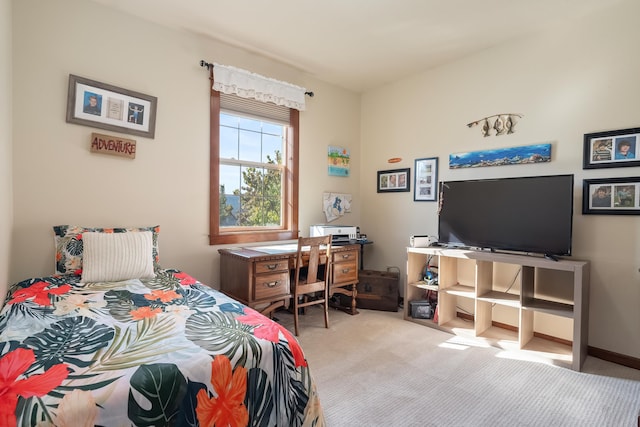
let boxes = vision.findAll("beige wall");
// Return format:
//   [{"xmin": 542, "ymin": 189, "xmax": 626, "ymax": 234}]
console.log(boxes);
[
  {"xmin": 0, "ymin": 0, "xmax": 12, "ymax": 306},
  {"xmin": 360, "ymin": 0, "xmax": 640, "ymax": 358},
  {"xmin": 10, "ymin": 0, "xmax": 361, "ymax": 286}
]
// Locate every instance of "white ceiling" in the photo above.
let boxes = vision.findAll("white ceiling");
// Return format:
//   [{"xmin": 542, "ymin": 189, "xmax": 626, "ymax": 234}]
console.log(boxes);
[{"xmin": 90, "ymin": 0, "xmax": 623, "ymax": 93}]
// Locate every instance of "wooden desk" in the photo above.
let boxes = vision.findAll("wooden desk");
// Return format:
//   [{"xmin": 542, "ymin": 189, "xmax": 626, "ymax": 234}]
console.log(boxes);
[{"xmin": 218, "ymin": 243, "xmax": 360, "ymax": 316}]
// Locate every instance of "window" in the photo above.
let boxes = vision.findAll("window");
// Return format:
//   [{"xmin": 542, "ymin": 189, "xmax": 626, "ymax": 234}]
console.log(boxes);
[{"xmin": 209, "ymin": 91, "xmax": 299, "ymax": 245}]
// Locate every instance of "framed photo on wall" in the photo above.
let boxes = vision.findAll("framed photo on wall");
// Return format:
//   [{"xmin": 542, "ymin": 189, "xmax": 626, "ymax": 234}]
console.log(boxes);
[
  {"xmin": 583, "ymin": 127, "xmax": 640, "ymax": 169},
  {"xmin": 582, "ymin": 177, "xmax": 640, "ymax": 215},
  {"xmin": 377, "ymin": 168, "xmax": 410, "ymax": 193},
  {"xmin": 66, "ymin": 74, "xmax": 158, "ymax": 138},
  {"xmin": 413, "ymin": 157, "xmax": 438, "ymax": 201}
]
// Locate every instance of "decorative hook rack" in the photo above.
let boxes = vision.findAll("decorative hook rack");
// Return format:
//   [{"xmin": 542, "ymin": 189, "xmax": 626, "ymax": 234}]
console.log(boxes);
[{"xmin": 467, "ymin": 113, "xmax": 523, "ymax": 137}]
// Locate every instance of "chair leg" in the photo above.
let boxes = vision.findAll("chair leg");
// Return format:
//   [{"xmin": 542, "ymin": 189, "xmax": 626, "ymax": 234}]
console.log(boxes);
[
  {"xmin": 323, "ymin": 285, "xmax": 330, "ymax": 329},
  {"xmin": 323, "ymin": 296, "xmax": 329, "ymax": 329},
  {"xmin": 293, "ymin": 295, "xmax": 300, "ymax": 336}
]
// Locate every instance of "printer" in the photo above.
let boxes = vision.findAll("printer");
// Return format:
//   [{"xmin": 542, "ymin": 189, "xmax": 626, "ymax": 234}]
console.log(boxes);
[{"xmin": 310, "ymin": 224, "xmax": 358, "ymax": 244}]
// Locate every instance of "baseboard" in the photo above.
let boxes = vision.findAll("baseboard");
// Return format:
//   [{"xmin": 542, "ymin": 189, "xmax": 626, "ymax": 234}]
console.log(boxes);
[
  {"xmin": 457, "ymin": 312, "xmax": 474, "ymax": 322},
  {"xmin": 456, "ymin": 312, "xmax": 640, "ymax": 370},
  {"xmin": 588, "ymin": 346, "xmax": 640, "ymax": 371}
]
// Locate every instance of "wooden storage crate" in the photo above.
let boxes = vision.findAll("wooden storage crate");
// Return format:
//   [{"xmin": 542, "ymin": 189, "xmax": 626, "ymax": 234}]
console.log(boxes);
[{"xmin": 351, "ymin": 269, "xmax": 400, "ymax": 312}]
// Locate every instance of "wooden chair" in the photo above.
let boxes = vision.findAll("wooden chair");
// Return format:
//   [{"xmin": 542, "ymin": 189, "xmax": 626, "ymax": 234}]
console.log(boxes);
[{"xmin": 292, "ymin": 235, "xmax": 332, "ymax": 336}]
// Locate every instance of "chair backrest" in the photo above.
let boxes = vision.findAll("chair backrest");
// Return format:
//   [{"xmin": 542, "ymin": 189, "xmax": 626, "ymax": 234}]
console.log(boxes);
[{"xmin": 295, "ymin": 235, "xmax": 332, "ymax": 285}]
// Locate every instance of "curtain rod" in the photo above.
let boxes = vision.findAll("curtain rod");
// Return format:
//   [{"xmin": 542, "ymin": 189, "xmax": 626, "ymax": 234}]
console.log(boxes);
[{"xmin": 199, "ymin": 60, "xmax": 314, "ymax": 97}]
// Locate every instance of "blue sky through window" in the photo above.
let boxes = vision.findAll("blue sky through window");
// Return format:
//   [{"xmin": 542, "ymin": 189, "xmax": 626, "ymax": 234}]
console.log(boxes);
[{"xmin": 219, "ymin": 112, "xmax": 284, "ymax": 200}]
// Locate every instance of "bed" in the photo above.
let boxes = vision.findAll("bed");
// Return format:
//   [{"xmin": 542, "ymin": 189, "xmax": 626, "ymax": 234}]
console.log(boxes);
[{"xmin": 0, "ymin": 225, "xmax": 324, "ymax": 426}]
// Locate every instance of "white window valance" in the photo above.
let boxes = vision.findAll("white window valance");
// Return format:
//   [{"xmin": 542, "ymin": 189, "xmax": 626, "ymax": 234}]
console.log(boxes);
[{"xmin": 213, "ymin": 63, "xmax": 307, "ymax": 111}]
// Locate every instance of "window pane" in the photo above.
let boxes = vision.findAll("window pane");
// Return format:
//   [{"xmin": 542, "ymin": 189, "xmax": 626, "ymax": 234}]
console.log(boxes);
[
  {"xmin": 236, "ymin": 166, "xmax": 282, "ymax": 227},
  {"xmin": 220, "ymin": 126, "xmax": 239, "ymax": 159},
  {"xmin": 238, "ymin": 116, "xmax": 261, "ymax": 132},
  {"xmin": 263, "ymin": 133, "xmax": 283, "ymax": 164},
  {"xmin": 240, "ymin": 165, "xmax": 262, "ymax": 197},
  {"xmin": 239, "ymin": 129, "xmax": 261, "ymax": 163},
  {"xmin": 220, "ymin": 113, "xmax": 239, "ymax": 127},
  {"xmin": 219, "ymin": 164, "xmax": 241, "ymax": 227},
  {"xmin": 263, "ymin": 196, "xmax": 282, "ymax": 226},
  {"xmin": 219, "ymin": 164, "xmax": 241, "ymax": 194},
  {"xmin": 262, "ymin": 121, "xmax": 283, "ymax": 135}
]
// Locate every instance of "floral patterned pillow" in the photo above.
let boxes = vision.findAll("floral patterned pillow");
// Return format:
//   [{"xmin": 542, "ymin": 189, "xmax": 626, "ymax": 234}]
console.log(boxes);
[{"xmin": 53, "ymin": 225, "xmax": 160, "ymax": 276}]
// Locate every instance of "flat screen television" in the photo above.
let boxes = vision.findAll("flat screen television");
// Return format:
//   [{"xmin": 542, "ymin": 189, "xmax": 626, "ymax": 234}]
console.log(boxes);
[{"xmin": 438, "ymin": 174, "xmax": 574, "ymax": 257}]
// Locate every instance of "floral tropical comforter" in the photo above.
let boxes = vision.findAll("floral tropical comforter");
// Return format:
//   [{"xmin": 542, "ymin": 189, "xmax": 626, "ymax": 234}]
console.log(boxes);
[{"xmin": 0, "ymin": 270, "xmax": 324, "ymax": 426}]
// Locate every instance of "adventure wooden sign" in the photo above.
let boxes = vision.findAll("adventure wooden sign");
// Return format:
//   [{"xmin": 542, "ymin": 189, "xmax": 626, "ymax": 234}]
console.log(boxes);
[{"xmin": 90, "ymin": 132, "xmax": 136, "ymax": 159}]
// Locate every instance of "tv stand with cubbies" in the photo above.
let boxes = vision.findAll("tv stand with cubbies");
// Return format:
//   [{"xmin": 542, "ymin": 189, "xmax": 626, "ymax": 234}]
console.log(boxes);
[{"xmin": 405, "ymin": 247, "xmax": 589, "ymax": 371}]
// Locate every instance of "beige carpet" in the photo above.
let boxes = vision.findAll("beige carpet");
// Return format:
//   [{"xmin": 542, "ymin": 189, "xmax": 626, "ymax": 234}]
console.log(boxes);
[{"xmin": 275, "ymin": 306, "xmax": 640, "ymax": 426}]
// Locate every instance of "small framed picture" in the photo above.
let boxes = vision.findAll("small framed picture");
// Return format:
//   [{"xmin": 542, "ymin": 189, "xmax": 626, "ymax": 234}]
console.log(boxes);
[
  {"xmin": 377, "ymin": 168, "xmax": 410, "ymax": 193},
  {"xmin": 582, "ymin": 177, "xmax": 640, "ymax": 215},
  {"xmin": 414, "ymin": 157, "xmax": 438, "ymax": 201},
  {"xmin": 583, "ymin": 127, "xmax": 640, "ymax": 169},
  {"xmin": 66, "ymin": 74, "xmax": 158, "ymax": 138}
]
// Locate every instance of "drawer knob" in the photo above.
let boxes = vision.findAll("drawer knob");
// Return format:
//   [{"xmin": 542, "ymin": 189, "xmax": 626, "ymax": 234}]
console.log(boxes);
[
  {"xmin": 266, "ymin": 264, "xmax": 278, "ymax": 270},
  {"xmin": 342, "ymin": 268, "xmax": 350, "ymax": 273},
  {"xmin": 265, "ymin": 281, "xmax": 279, "ymax": 288},
  {"xmin": 341, "ymin": 254, "xmax": 349, "ymax": 259}
]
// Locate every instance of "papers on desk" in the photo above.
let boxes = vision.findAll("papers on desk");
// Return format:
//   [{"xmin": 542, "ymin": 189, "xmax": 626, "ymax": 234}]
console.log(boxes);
[
  {"xmin": 252, "ymin": 244, "xmax": 298, "ymax": 254},
  {"xmin": 252, "ymin": 244, "xmax": 336, "ymax": 254}
]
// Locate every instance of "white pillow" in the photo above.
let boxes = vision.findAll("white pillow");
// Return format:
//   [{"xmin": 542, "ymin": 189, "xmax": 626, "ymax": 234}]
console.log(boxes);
[{"xmin": 81, "ymin": 231, "xmax": 155, "ymax": 282}]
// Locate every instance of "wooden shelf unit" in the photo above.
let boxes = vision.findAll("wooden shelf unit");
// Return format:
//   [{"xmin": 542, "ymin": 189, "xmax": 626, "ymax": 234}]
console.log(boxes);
[{"xmin": 405, "ymin": 247, "xmax": 590, "ymax": 371}]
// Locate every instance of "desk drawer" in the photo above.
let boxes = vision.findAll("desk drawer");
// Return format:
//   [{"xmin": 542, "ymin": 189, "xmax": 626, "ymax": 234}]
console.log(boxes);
[
  {"xmin": 254, "ymin": 259, "xmax": 289, "ymax": 274},
  {"xmin": 254, "ymin": 272, "xmax": 290, "ymax": 300},
  {"xmin": 333, "ymin": 262, "xmax": 358, "ymax": 284},
  {"xmin": 333, "ymin": 251, "xmax": 357, "ymax": 263}
]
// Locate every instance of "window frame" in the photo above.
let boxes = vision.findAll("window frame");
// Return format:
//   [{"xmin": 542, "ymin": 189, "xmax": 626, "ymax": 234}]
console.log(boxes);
[{"xmin": 209, "ymin": 90, "xmax": 299, "ymax": 245}]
